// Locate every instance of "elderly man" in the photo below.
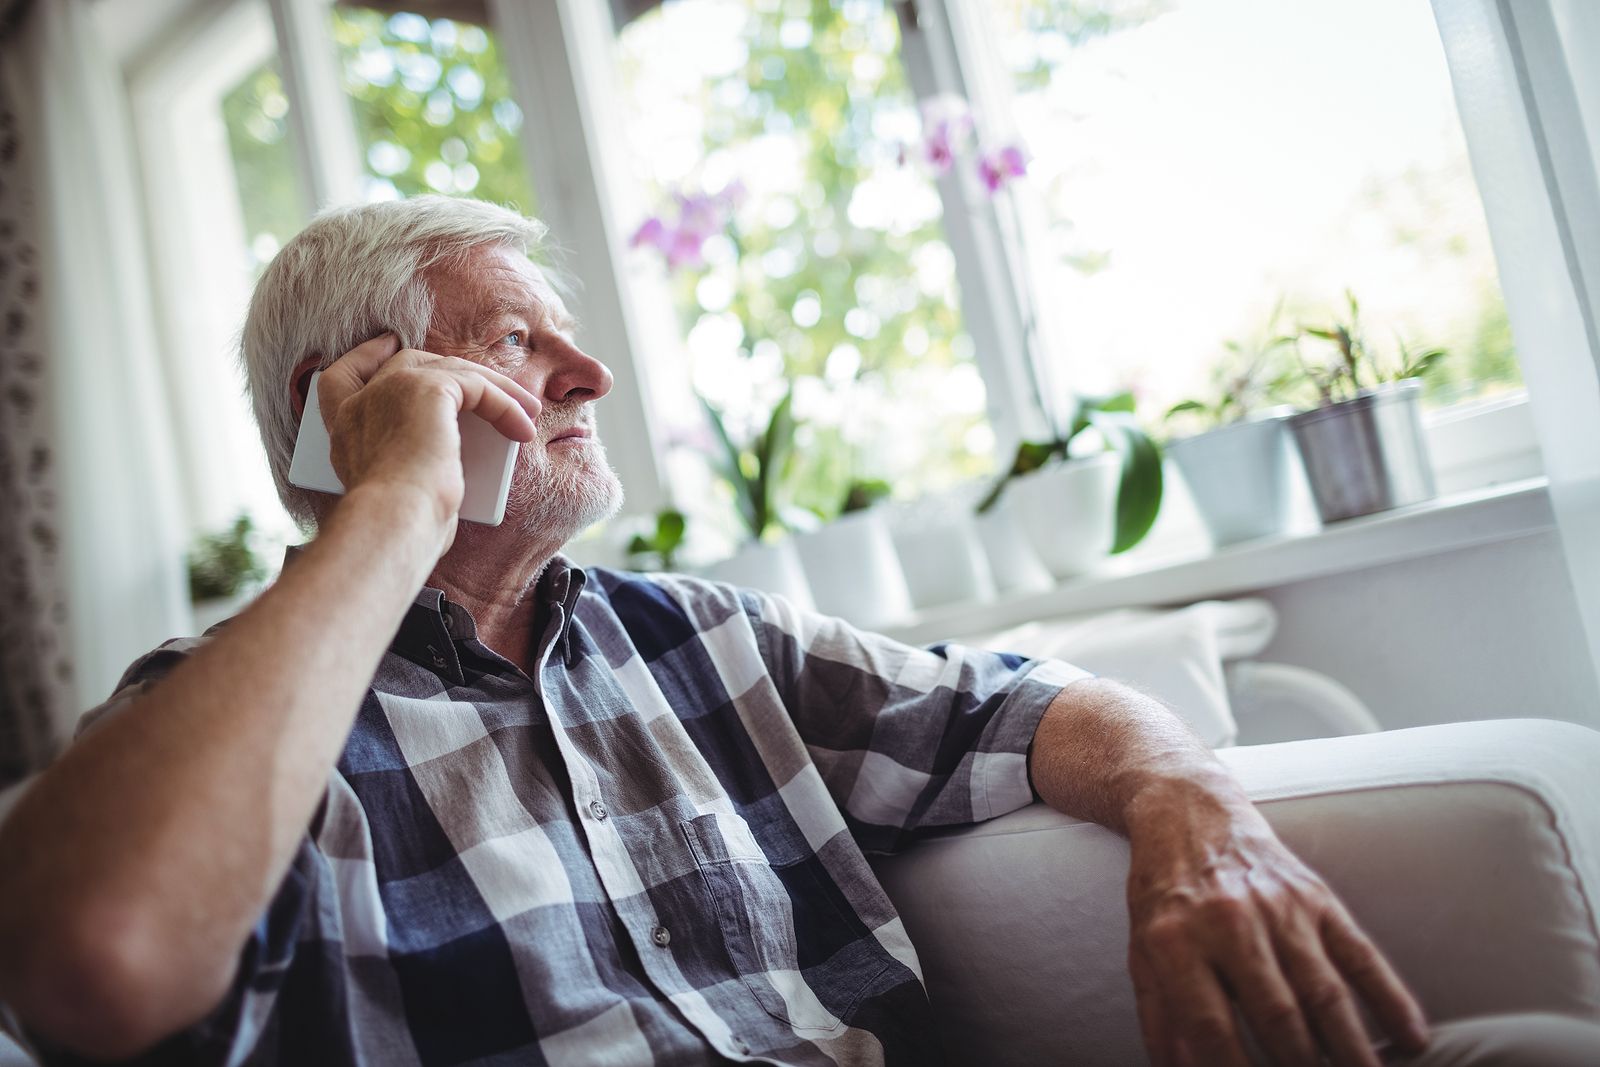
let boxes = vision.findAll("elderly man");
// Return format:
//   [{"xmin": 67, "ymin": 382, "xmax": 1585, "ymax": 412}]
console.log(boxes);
[{"xmin": 0, "ymin": 197, "xmax": 1595, "ymax": 1067}]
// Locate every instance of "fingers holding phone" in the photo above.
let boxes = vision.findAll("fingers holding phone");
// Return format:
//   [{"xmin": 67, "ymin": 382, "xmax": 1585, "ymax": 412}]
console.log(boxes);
[{"xmin": 290, "ymin": 334, "xmax": 535, "ymax": 534}]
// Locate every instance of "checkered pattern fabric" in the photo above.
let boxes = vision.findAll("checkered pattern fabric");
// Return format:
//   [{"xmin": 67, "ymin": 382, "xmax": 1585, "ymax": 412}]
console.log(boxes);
[{"xmin": 34, "ymin": 559, "xmax": 1087, "ymax": 1067}]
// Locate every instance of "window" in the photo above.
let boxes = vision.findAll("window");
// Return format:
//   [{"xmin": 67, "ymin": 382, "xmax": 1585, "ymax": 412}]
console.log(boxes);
[
  {"xmin": 132, "ymin": 0, "xmax": 307, "ymax": 546},
  {"xmin": 611, "ymin": 0, "xmax": 994, "ymax": 548},
  {"xmin": 332, "ymin": 7, "xmax": 536, "ymax": 211},
  {"xmin": 976, "ymin": 0, "xmax": 1521, "ymax": 420},
  {"xmin": 223, "ymin": 59, "xmax": 307, "ymax": 277}
]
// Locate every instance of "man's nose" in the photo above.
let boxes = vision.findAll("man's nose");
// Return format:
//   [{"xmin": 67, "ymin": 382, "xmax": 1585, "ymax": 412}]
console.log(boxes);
[{"xmin": 539, "ymin": 338, "xmax": 614, "ymax": 406}]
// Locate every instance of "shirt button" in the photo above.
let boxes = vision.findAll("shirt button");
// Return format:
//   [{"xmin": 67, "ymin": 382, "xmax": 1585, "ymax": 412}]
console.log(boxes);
[
  {"xmin": 651, "ymin": 925, "xmax": 671, "ymax": 947},
  {"xmin": 732, "ymin": 1035, "xmax": 751, "ymax": 1055},
  {"xmin": 426, "ymin": 645, "xmax": 448, "ymax": 669},
  {"xmin": 588, "ymin": 800, "xmax": 608, "ymax": 821}
]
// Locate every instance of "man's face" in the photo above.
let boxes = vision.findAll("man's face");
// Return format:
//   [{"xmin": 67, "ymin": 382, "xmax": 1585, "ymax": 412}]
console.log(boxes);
[{"xmin": 424, "ymin": 244, "xmax": 623, "ymax": 543}]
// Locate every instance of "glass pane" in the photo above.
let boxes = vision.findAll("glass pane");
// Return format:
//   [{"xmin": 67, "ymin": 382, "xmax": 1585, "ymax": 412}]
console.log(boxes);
[
  {"xmin": 333, "ymin": 8, "xmax": 536, "ymax": 211},
  {"xmin": 222, "ymin": 59, "xmax": 306, "ymax": 278},
  {"xmin": 988, "ymin": 0, "xmax": 1520, "ymax": 418},
  {"xmin": 614, "ymin": 0, "xmax": 991, "ymax": 548}
]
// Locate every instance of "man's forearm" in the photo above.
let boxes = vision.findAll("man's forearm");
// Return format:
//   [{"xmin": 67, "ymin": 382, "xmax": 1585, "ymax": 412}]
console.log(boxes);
[
  {"xmin": 0, "ymin": 484, "xmax": 446, "ymax": 1058},
  {"xmin": 1028, "ymin": 677, "xmax": 1254, "ymax": 834}
]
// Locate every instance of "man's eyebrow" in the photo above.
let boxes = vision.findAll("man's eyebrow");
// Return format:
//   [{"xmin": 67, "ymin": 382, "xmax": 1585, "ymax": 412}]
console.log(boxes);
[
  {"xmin": 475, "ymin": 295, "xmax": 539, "ymax": 326},
  {"xmin": 475, "ymin": 295, "xmax": 578, "ymax": 335}
]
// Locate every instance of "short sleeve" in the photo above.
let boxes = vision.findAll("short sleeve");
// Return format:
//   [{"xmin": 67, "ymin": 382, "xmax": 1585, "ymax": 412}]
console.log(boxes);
[
  {"xmin": 743, "ymin": 587, "xmax": 1092, "ymax": 853},
  {"xmin": 74, "ymin": 632, "xmax": 215, "ymax": 739}
]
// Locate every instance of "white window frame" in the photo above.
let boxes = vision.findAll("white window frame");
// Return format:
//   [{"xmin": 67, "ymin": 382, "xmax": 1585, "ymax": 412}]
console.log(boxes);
[
  {"xmin": 1430, "ymin": 0, "xmax": 1600, "ymax": 687},
  {"xmin": 118, "ymin": 0, "xmax": 1598, "ymax": 671},
  {"xmin": 126, "ymin": 0, "xmax": 302, "ymax": 540}
]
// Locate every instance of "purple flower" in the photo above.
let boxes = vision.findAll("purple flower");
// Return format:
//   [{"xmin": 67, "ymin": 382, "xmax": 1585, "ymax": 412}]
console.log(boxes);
[
  {"xmin": 666, "ymin": 227, "xmax": 707, "ymax": 270},
  {"xmin": 915, "ymin": 95, "xmax": 973, "ymax": 176},
  {"xmin": 630, "ymin": 216, "xmax": 667, "ymax": 250},
  {"xmin": 977, "ymin": 144, "xmax": 1028, "ymax": 194}
]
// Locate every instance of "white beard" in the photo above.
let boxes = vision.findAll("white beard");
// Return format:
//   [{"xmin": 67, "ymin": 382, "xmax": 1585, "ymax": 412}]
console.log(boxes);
[{"xmin": 504, "ymin": 417, "xmax": 624, "ymax": 546}]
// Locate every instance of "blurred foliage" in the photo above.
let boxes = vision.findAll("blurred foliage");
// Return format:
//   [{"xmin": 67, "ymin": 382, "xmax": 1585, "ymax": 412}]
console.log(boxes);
[
  {"xmin": 333, "ymin": 8, "xmax": 536, "ymax": 212},
  {"xmin": 841, "ymin": 478, "xmax": 891, "ymax": 513},
  {"xmin": 1163, "ymin": 301, "xmax": 1299, "ymax": 436},
  {"xmin": 1002, "ymin": 0, "xmax": 1174, "ymax": 90},
  {"xmin": 621, "ymin": 0, "xmax": 988, "ymax": 524},
  {"xmin": 702, "ymin": 390, "xmax": 799, "ymax": 543},
  {"xmin": 627, "ymin": 509, "xmax": 688, "ymax": 571},
  {"xmin": 1289, "ymin": 290, "xmax": 1448, "ymax": 407},
  {"xmin": 221, "ymin": 61, "xmax": 306, "ymax": 277},
  {"xmin": 188, "ymin": 514, "xmax": 269, "ymax": 602}
]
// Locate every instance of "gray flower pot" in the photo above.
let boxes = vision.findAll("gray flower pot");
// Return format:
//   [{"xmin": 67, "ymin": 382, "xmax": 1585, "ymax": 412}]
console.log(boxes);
[
  {"xmin": 1166, "ymin": 411, "xmax": 1297, "ymax": 547},
  {"xmin": 1288, "ymin": 380, "xmax": 1436, "ymax": 523}
]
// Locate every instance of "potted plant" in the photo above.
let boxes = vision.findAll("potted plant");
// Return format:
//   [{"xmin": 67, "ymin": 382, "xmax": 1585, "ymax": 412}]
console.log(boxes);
[
  {"xmin": 889, "ymin": 482, "xmax": 999, "ymax": 610},
  {"xmin": 697, "ymin": 391, "xmax": 815, "ymax": 608},
  {"xmin": 1164, "ymin": 313, "xmax": 1304, "ymax": 547},
  {"xmin": 626, "ymin": 509, "xmax": 687, "ymax": 572},
  {"xmin": 1286, "ymin": 291, "xmax": 1446, "ymax": 523},
  {"xmin": 793, "ymin": 477, "xmax": 914, "ymax": 629},
  {"xmin": 976, "ymin": 393, "xmax": 1164, "ymax": 581},
  {"xmin": 187, "ymin": 513, "xmax": 269, "ymax": 631}
]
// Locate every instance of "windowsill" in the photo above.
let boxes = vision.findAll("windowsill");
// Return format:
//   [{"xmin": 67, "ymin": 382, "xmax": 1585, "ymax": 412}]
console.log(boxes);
[{"xmin": 880, "ymin": 477, "xmax": 1556, "ymax": 644}]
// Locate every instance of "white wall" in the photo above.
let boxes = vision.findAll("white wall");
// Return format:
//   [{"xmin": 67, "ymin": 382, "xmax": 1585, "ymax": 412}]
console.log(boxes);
[{"xmin": 1258, "ymin": 531, "xmax": 1600, "ymax": 732}]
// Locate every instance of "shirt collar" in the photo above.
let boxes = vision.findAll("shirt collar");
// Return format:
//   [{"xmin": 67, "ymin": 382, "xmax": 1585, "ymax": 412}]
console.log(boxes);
[{"xmin": 281, "ymin": 546, "xmax": 587, "ymax": 680}]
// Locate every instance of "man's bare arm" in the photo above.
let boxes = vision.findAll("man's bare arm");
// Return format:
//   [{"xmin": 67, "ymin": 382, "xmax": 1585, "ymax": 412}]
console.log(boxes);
[
  {"xmin": 1029, "ymin": 678, "xmax": 1431, "ymax": 1067},
  {"xmin": 0, "ymin": 335, "xmax": 540, "ymax": 1060}
]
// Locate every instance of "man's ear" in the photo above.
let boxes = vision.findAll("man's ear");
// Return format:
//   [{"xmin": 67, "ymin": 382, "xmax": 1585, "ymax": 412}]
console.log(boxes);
[{"xmin": 289, "ymin": 355, "xmax": 323, "ymax": 421}]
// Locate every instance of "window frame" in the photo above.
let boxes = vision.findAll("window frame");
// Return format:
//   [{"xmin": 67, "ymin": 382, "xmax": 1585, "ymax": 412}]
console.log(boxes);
[
  {"xmin": 126, "ymin": 0, "xmax": 301, "ymax": 539},
  {"xmin": 129, "ymin": 0, "xmax": 1594, "ymax": 556}
]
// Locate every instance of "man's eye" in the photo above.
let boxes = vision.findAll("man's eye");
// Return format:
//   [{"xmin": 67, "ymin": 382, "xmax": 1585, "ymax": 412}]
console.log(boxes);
[{"xmin": 502, "ymin": 331, "xmax": 524, "ymax": 347}]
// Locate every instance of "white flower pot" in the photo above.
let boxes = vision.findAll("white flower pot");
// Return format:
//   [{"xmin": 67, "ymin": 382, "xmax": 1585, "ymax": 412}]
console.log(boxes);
[
  {"xmin": 891, "ymin": 511, "xmax": 997, "ymax": 611},
  {"xmin": 1009, "ymin": 453, "xmax": 1120, "ymax": 580},
  {"xmin": 973, "ymin": 498, "xmax": 1055, "ymax": 596},
  {"xmin": 701, "ymin": 538, "xmax": 815, "ymax": 610},
  {"xmin": 1166, "ymin": 411, "xmax": 1298, "ymax": 547},
  {"xmin": 793, "ymin": 509, "xmax": 914, "ymax": 629}
]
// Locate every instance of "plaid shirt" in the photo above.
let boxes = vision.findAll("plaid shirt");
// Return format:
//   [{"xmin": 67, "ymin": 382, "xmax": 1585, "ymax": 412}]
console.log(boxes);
[{"xmin": 32, "ymin": 559, "xmax": 1086, "ymax": 1067}]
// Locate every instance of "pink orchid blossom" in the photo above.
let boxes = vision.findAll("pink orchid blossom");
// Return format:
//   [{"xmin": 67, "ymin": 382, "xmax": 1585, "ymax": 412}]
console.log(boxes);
[
  {"xmin": 630, "ymin": 215, "xmax": 667, "ymax": 250},
  {"xmin": 977, "ymin": 144, "xmax": 1028, "ymax": 194},
  {"xmin": 632, "ymin": 182, "xmax": 742, "ymax": 272}
]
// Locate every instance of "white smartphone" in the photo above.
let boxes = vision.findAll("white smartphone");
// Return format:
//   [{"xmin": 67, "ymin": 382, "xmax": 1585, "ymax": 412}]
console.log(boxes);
[{"xmin": 287, "ymin": 371, "xmax": 519, "ymax": 526}]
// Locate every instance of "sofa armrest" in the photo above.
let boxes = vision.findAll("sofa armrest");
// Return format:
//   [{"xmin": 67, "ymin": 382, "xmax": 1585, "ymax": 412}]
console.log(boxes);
[{"xmin": 869, "ymin": 719, "xmax": 1600, "ymax": 1066}]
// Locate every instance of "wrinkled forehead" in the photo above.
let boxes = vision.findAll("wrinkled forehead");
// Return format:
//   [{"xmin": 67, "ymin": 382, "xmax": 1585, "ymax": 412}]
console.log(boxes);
[{"xmin": 425, "ymin": 242, "xmax": 568, "ymax": 332}]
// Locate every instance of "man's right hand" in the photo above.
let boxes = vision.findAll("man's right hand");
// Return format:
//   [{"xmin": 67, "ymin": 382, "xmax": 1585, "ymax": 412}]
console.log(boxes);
[
  {"xmin": 315, "ymin": 333, "xmax": 541, "ymax": 547},
  {"xmin": 0, "ymin": 334, "xmax": 546, "ymax": 1061}
]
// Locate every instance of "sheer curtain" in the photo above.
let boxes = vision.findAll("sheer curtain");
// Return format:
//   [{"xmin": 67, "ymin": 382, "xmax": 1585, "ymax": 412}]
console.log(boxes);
[{"xmin": 0, "ymin": 0, "xmax": 188, "ymax": 785}]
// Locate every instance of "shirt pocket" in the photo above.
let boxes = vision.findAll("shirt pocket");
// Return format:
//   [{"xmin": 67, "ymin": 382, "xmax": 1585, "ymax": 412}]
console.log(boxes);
[{"xmin": 681, "ymin": 811, "xmax": 881, "ymax": 1032}]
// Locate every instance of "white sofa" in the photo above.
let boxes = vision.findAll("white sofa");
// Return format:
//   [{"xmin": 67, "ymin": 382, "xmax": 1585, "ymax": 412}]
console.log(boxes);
[
  {"xmin": 5, "ymin": 718, "xmax": 1596, "ymax": 1066},
  {"xmin": 871, "ymin": 718, "xmax": 1600, "ymax": 1065}
]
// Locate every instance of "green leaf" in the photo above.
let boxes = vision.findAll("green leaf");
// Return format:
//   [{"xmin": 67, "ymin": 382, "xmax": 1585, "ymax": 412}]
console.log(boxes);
[
  {"xmin": 700, "ymin": 397, "xmax": 760, "ymax": 539},
  {"xmin": 656, "ymin": 509, "xmax": 687, "ymax": 550},
  {"xmin": 753, "ymin": 390, "xmax": 797, "ymax": 537},
  {"xmin": 1082, "ymin": 390, "xmax": 1137, "ymax": 414},
  {"xmin": 1164, "ymin": 399, "xmax": 1207, "ymax": 420},
  {"xmin": 841, "ymin": 478, "xmax": 891, "ymax": 513},
  {"xmin": 975, "ymin": 438, "xmax": 1063, "ymax": 514},
  {"xmin": 1089, "ymin": 412, "xmax": 1164, "ymax": 554}
]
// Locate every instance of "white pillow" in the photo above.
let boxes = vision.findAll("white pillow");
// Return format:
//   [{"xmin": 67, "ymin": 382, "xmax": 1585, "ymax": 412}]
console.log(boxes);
[{"xmin": 966, "ymin": 600, "xmax": 1279, "ymax": 749}]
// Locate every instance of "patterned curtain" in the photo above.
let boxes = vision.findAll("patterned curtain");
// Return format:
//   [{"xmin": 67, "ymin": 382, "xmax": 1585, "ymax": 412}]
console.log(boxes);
[{"xmin": 0, "ymin": 0, "xmax": 71, "ymax": 788}]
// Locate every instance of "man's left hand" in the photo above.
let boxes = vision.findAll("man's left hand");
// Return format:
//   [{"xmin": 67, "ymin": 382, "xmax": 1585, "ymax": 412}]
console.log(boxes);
[{"xmin": 1123, "ymin": 774, "xmax": 1431, "ymax": 1067}]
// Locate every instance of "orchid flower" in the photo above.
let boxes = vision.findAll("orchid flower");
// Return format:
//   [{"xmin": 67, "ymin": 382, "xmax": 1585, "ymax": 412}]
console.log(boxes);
[
  {"xmin": 977, "ymin": 144, "xmax": 1028, "ymax": 194},
  {"xmin": 631, "ymin": 181, "xmax": 743, "ymax": 272}
]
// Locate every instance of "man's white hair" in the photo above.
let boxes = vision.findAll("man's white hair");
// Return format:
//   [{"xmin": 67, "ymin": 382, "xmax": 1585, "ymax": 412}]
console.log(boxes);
[{"xmin": 240, "ymin": 195, "xmax": 548, "ymax": 527}]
